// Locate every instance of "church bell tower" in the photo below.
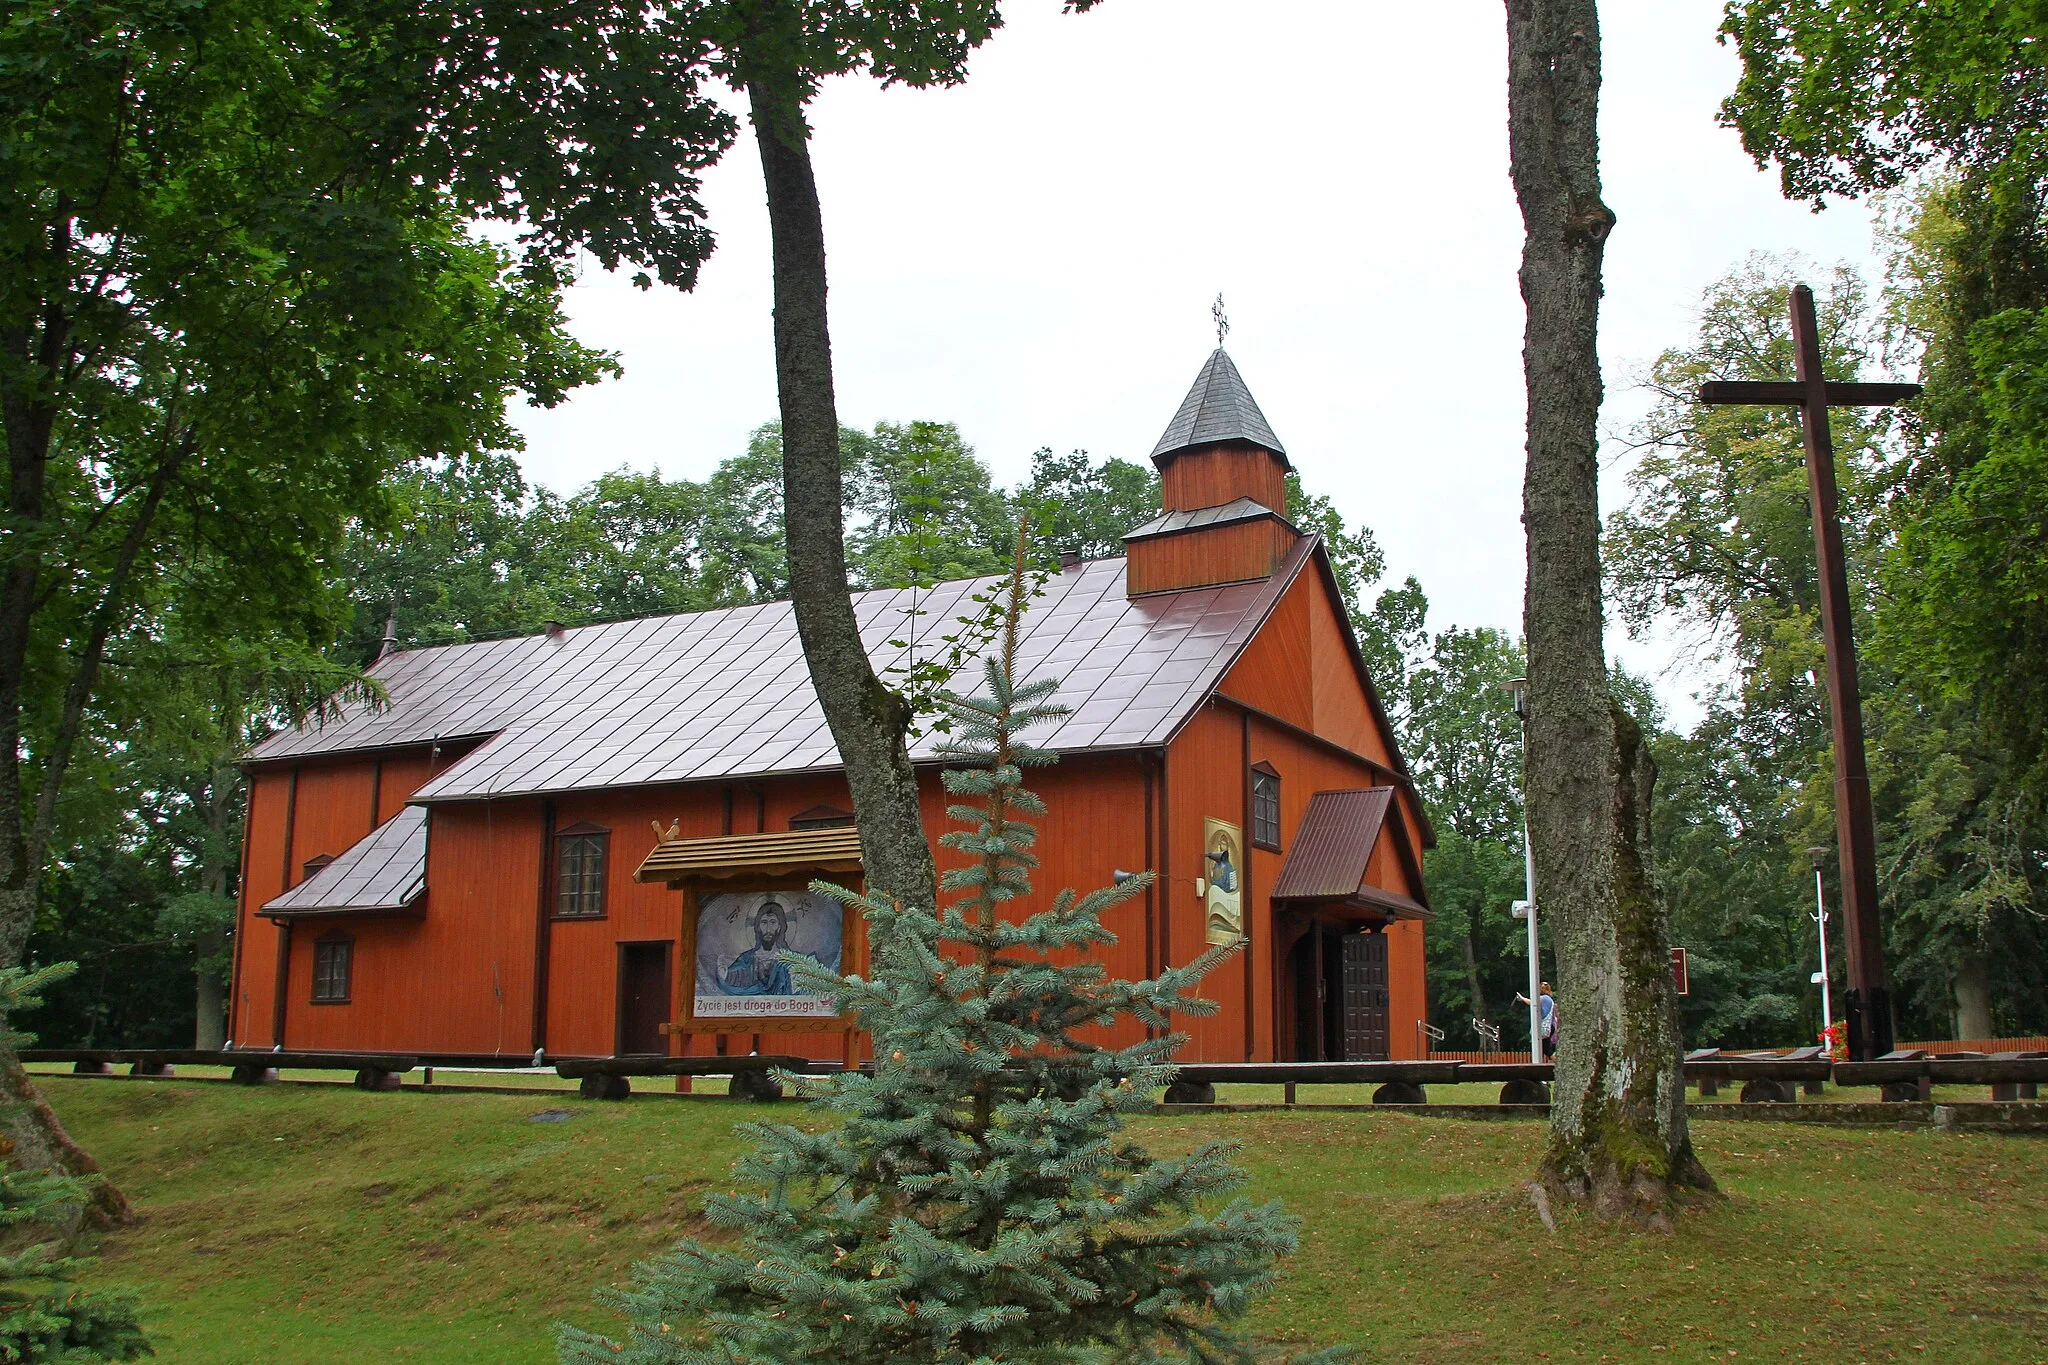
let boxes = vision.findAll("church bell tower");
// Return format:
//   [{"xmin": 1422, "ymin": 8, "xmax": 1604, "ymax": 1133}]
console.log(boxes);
[{"xmin": 1124, "ymin": 348, "xmax": 1300, "ymax": 597}]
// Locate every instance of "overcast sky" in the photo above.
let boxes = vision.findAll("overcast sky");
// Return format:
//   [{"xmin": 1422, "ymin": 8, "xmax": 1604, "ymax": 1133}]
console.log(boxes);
[{"xmin": 508, "ymin": 0, "xmax": 1883, "ymax": 722}]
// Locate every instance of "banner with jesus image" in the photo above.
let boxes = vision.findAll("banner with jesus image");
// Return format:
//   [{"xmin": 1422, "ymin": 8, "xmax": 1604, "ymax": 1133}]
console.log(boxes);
[{"xmin": 692, "ymin": 889, "xmax": 843, "ymax": 1019}]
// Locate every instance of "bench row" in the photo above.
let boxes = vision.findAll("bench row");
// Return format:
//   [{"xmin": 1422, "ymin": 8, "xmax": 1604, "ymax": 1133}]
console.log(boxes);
[{"xmin": 21, "ymin": 1049, "xmax": 2047, "ymax": 1104}]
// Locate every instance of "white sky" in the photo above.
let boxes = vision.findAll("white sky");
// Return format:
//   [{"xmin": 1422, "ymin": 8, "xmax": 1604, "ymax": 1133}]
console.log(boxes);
[{"xmin": 508, "ymin": 0, "xmax": 1883, "ymax": 725}]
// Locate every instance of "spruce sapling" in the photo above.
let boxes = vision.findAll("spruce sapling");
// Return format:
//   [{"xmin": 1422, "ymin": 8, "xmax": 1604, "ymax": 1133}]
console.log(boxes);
[{"xmin": 564, "ymin": 527, "xmax": 1334, "ymax": 1365}]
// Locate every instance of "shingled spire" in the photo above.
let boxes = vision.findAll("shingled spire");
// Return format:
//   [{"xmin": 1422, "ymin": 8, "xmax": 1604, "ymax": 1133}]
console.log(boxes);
[
  {"xmin": 1148, "ymin": 348, "xmax": 1289, "ymax": 468},
  {"xmin": 1125, "ymin": 346, "xmax": 1301, "ymax": 597}
]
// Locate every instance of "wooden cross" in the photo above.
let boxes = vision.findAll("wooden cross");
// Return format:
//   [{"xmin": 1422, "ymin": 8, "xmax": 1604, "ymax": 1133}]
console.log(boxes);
[{"xmin": 1697, "ymin": 284, "xmax": 1919, "ymax": 1062}]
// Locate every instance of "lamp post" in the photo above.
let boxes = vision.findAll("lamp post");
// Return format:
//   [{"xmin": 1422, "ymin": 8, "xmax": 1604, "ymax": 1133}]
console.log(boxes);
[
  {"xmin": 1807, "ymin": 845, "xmax": 1834, "ymax": 1050},
  {"xmin": 1502, "ymin": 677, "xmax": 1540, "ymax": 1062}
]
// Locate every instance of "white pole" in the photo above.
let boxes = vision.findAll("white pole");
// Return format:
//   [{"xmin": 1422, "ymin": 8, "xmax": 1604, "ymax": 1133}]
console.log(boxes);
[
  {"xmin": 1523, "ymin": 817, "xmax": 1540, "ymax": 1061},
  {"xmin": 1813, "ymin": 865, "xmax": 1833, "ymax": 1042}
]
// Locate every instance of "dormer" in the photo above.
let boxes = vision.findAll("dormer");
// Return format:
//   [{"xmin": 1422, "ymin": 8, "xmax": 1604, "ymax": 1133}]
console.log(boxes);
[{"xmin": 1125, "ymin": 348, "xmax": 1300, "ymax": 597}]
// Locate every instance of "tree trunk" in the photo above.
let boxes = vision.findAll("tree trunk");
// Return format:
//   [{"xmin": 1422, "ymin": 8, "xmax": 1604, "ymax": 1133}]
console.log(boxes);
[
  {"xmin": 745, "ymin": 75, "xmax": 938, "ymax": 915},
  {"xmin": 194, "ymin": 939, "xmax": 228, "ymax": 1052},
  {"xmin": 1461, "ymin": 926, "xmax": 1488, "ymax": 1033},
  {"xmin": 1952, "ymin": 951, "xmax": 1992, "ymax": 1041},
  {"xmin": 0, "ymin": 1053, "xmax": 131, "ymax": 1233},
  {"xmin": 1505, "ymin": 0, "xmax": 1711, "ymax": 1224}
]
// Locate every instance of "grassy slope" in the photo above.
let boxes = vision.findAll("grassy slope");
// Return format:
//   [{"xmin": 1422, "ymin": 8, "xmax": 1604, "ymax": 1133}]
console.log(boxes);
[{"xmin": 42, "ymin": 1079, "xmax": 2048, "ymax": 1364}]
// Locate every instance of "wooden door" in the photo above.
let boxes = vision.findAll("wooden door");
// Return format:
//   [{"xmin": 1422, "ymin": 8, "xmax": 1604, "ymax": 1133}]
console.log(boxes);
[
  {"xmin": 616, "ymin": 942, "xmax": 672, "ymax": 1056},
  {"xmin": 1339, "ymin": 932, "xmax": 1390, "ymax": 1061}
]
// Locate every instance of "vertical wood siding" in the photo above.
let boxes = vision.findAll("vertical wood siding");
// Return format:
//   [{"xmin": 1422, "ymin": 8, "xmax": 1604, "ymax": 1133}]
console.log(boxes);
[
  {"xmin": 230, "ymin": 769, "xmax": 291, "ymax": 1045},
  {"xmin": 1125, "ymin": 519, "xmax": 1293, "ymax": 597},
  {"xmin": 1160, "ymin": 443, "xmax": 1288, "ymax": 512},
  {"xmin": 286, "ymin": 799, "xmax": 544, "ymax": 1053},
  {"xmin": 1304, "ymin": 574, "xmax": 1396, "ymax": 768},
  {"xmin": 232, "ymin": 747, "xmax": 446, "ymax": 1046}
]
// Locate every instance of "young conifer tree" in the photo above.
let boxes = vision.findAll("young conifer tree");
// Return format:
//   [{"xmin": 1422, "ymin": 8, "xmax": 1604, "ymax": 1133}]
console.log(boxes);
[{"xmin": 563, "ymin": 533, "xmax": 1329, "ymax": 1365}]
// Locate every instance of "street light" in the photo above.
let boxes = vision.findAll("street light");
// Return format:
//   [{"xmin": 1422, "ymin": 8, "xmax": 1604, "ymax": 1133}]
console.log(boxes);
[
  {"xmin": 1807, "ymin": 845, "xmax": 1834, "ymax": 1050},
  {"xmin": 1501, "ymin": 677, "xmax": 1541, "ymax": 1062}
]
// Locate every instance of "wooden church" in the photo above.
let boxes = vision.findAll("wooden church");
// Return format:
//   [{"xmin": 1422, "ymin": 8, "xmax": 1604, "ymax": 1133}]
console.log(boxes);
[{"xmin": 232, "ymin": 349, "xmax": 1435, "ymax": 1065}]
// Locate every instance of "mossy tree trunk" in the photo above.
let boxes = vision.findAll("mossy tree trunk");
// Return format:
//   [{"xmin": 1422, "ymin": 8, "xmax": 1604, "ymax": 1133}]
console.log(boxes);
[
  {"xmin": 1504, "ymin": 0, "xmax": 1712, "ymax": 1223},
  {"xmin": 743, "ymin": 51, "xmax": 938, "ymax": 917}
]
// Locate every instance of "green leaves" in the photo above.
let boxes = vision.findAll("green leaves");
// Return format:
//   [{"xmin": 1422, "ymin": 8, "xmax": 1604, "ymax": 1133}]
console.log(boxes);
[{"xmin": 1720, "ymin": 0, "xmax": 2048, "ymax": 204}]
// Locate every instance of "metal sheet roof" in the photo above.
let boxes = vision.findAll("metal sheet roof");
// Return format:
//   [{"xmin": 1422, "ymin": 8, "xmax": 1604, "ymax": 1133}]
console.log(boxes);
[
  {"xmin": 1148, "ymin": 348, "xmax": 1288, "ymax": 466},
  {"xmin": 261, "ymin": 805, "xmax": 427, "ymax": 917},
  {"xmin": 1269, "ymin": 788, "xmax": 1395, "ymax": 900},
  {"xmin": 250, "ymin": 545, "xmax": 1316, "ymax": 802},
  {"xmin": 1123, "ymin": 496, "xmax": 1293, "ymax": 542}
]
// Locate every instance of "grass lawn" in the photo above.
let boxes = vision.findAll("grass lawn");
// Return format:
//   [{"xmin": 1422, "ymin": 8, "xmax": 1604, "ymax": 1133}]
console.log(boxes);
[{"xmin": 39, "ymin": 1076, "xmax": 2048, "ymax": 1363}]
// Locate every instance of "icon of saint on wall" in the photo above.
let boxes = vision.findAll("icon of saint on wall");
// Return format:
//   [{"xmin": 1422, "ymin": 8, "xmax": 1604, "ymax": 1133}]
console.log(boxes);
[{"xmin": 1204, "ymin": 817, "xmax": 1245, "ymax": 945}]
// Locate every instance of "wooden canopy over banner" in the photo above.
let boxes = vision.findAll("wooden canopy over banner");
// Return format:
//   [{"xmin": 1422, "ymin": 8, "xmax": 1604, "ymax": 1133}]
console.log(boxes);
[{"xmin": 634, "ymin": 826, "xmax": 864, "ymax": 886}]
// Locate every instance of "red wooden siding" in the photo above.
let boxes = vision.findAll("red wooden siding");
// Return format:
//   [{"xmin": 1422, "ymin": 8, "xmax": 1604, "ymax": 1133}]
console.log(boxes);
[
  {"xmin": 1160, "ymin": 443, "xmax": 1288, "ymax": 513},
  {"xmin": 282, "ymin": 799, "xmax": 543, "ymax": 1053},
  {"xmin": 1161, "ymin": 705, "xmax": 1249, "ymax": 1061},
  {"xmin": 230, "ymin": 768, "xmax": 291, "ymax": 1045},
  {"xmin": 1304, "ymin": 572, "xmax": 1395, "ymax": 769},
  {"xmin": 1218, "ymin": 570, "xmax": 1314, "ymax": 729},
  {"xmin": 1125, "ymin": 518, "xmax": 1294, "ymax": 597},
  {"xmin": 284, "ymin": 762, "xmax": 377, "ymax": 876},
  {"xmin": 227, "ymin": 553, "xmax": 1426, "ymax": 1066},
  {"xmin": 230, "ymin": 747, "xmax": 449, "ymax": 1046}
]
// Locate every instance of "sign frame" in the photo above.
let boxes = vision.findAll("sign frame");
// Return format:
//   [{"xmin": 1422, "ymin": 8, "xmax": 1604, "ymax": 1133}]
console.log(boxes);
[{"xmin": 673, "ymin": 873, "xmax": 863, "ymax": 1033}]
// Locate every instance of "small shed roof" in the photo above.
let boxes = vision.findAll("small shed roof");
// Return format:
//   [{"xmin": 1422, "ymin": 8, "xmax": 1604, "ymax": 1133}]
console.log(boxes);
[
  {"xmin": 1270, "ymin": 788, "xmax": 1427, "ymax": 917},
  {"xmin": 1122, "ymin": 497, "xmax": 1294, "ymax": 543},
  {"xmin": 635, "ymin": 827, "xmax": 865, "ymax": 885},
  {"xmin": 261, "ymin": 805, "xmax": 427, "ymax": 918}
]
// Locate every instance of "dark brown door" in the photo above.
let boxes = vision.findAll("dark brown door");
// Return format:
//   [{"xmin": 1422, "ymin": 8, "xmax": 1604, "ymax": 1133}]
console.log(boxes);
[
  {"xmin": 1339, "ymin": 932, "xmax": 1390, "ymax": 1061},
  {"xmin": 616, "ymin": 942, "xmax": 672, "ymax": 1056}
]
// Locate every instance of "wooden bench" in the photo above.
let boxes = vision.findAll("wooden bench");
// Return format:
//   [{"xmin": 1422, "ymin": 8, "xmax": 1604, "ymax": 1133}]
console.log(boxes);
[
  {"xmin": 20, "ymin": 1048, "xmax": 420, "ymax": 1089},
  {"xmin": 1685, "ymin": 1047, "xmax": 1832, "ymax": 1102},
  {"xmin": 1458, "ymin": 1062, "xmax": 1554, "ymax": 1104},
  {"xmin": 1833, "ymin": 1051, "xmax": 2048, "ymax": 1102},
  {"xmin": 1159, "ymin": 1060, "xmax": 1467, "ymax": 1106},
  {"xmin": 552, "ymin": 1055, "xmax": 815, "ymax": 1101}
]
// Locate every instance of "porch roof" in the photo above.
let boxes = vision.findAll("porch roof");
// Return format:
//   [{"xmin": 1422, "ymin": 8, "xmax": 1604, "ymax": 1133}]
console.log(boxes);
[{"xmin": 1269, "ymin": 788, "xmax": 1428, "ymax": 918}]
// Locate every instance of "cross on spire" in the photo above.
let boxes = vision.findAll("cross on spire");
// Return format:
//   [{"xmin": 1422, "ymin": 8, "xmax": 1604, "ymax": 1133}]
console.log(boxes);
[
  {"xmin": 1212, "ymin": 293, "xmax": 1229, "ymax": 347},
  {"xmin": 1697, "ymin": 283, "xmax": 1920, "ymax": 1062}
]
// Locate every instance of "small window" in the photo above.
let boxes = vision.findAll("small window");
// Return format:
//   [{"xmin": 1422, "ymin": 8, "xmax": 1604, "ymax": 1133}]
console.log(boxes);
[
  {"xmin": 301, "ymin": 853, "xmax": 336, "ymax": 882},
  {"xmin": 1251, "ymin": 763, "xmax": 1282, "ymax": 850},
  {"xmin": 555, "ymin": 823, "xmax": 609, "ymax": 918},
  {"xmin": 312, "ymin": 936, "xmax": 353, "ymax": 1003},
  {"xmin": 790, "ymin": 804, "xmax": 855, "ymax": 831}
]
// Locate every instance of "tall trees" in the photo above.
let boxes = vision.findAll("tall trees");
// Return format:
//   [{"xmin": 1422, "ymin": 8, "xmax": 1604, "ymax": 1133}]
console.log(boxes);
[
  {"xmin": 1015, "ymin": 447, "xmax": 1159, "ymax": 565},
  {"xmin": 724, "ymin": 0, "xmax": 1102, "ymax": 915},
  {"xmin": 1722, "ymin": 2, "xmax": 2048, "ymax": 798},
  {"xmin": 0, "ymin": 0, "xmax": 608, "ymax": 969},
  {"xmin": 1504, "ymin": 0, "xmax": 1708, "ymax": 1219},
  {"xmin": 0, "ymin": 1, "xmax": 609, "ymax": 1203},
  {"xmin": 1721, "ymin": 7, "xmax": 2048, "ymax": 1037},
  {"xmin": 1609, "ymin": 257, "xmax": 2048, "ymax": 1044}
]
